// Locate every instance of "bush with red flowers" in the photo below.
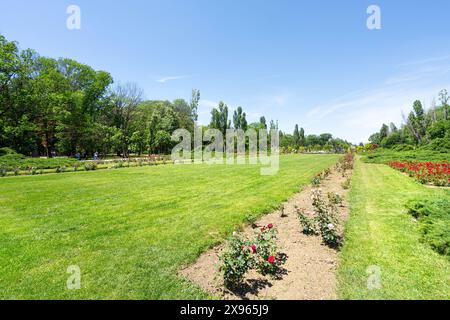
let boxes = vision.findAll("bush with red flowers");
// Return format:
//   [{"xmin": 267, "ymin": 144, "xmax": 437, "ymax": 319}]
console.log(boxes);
[
  {"xmin": 219, "ymin": 224, "xmax": 281, "ymax": 289},
  {"xmin": 253, "ymin": 225, "xmax": 279, "ymax": 276},
  {"xmin": 388, "ymin": 161, "xmax": 450, "ymax": 187},
  {"xmin": 219, "ymin": 236, "xmax": 255, "ymax": 288}
]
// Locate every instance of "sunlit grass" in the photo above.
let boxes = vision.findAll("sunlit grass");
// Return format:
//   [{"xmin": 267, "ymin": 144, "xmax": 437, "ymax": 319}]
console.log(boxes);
[
  {"xmin": 338, "ymin": 158, "xmax": 450, "ymax": 299},
  {"xmin": 0, "ymin": 154, "xmax": 339, "ymax": 299}
]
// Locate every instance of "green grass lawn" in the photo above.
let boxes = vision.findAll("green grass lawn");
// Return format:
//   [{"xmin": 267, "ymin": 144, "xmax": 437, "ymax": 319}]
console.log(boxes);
[
  {"xmin": 338, "ymin": 157, "xmax": 450, "ymax": 300},
  {"xmin": 0, "ymin": 154, "xmax": 339, "ymax": 299}
]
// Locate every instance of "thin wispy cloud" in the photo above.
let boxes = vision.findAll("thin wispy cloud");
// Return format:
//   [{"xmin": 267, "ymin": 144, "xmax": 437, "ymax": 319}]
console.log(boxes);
[
  {"xmin": 304, "ymin": 56, "xmax": 450, "ymax": 143},
  {"xmin": 397, "ymin": 54, "xmax": 450, "ymax": 67},
  {"xmin": 156, "ymin": 75, "xmax": 192, "ymax": 83}
]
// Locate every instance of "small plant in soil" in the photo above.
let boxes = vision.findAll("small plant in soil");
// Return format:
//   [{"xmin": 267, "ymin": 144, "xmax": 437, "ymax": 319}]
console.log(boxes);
[
  {"xmin": 244, "ymin": 213, "xmax": 258, "ymax": 228},
  {"xmin": 280, "ymin": 205, "xmax": 288, "ymax": 218},
  {"xmin": 297, "ymin": 209, "xmax": 319, "ymax": 235},
  {"xmin": 219, "ymin": 235, "xmax": 254, "ymax": 289},
  {"xmin": 219, "ymin": 224, "xmax": 282, "ymax": 289},
  {"xmin": 254, "ymin": 224, "xmax": 279, "ymax": 276},
  {"xmin": 341, "ymin": 177, "xmax": 351, "ymax": 190},
  {"xmin": 328, "ymin": 192, "xmax": 343, "ymax": 207},
  {"xmin": 319, "ymin": 222, "xmax": 340, "ymax": 248},
  {"xmin": 311, "ymin": 175, "xmax": 322, "ymax": 187},
  {"xmin": 299, "ymin": 188, "xmax": 342, "ymax": 248}
]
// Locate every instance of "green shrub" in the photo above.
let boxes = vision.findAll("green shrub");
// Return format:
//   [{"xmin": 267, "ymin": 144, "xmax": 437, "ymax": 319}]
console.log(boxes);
[
  {"xmin": 328, "ymin": 192, "xmax": 343, "ymax": 206},
  {"xmin": 0, "ymin": 147, "xmax": 18, "ymax": 156},
  {"xmin": 253, "ymin": 225, "xmax": 279, "ymax": 276},
  {"xmin": 406, "ymin": 198, "xmax": 450, "ymax": 257},
  {"xmin": 56, "ymin": 166, "xmax": 66, "ymax": 173},
  {"xmin": 113, "ymin": 160, "xmax": 124, "ymax": 169},
  {"xmin": 311, "ymin": 175, "xmax": 321, "ymax": 187},
  {"xmin": 84, "ymin": 162, "xmax": 97, "ymax": 171},
  {"xmin": 341, "ymin": 178, "xmax": 351, "ymax": 190},
  {"xmin": 219, "ymin": 236, "xmax": 254, "ymax": 289},
  {"xmin": 362, "ymin": 148, "xmax": 450, "ymax": 164},
  {"xmin": 219, "ymin": 224, "xmax": 281, "ymax": 289},
  {"xmin": 0, "ymin": 166, "xmax": 6, "ymax": 177},
  {"xmin": 300, "ymin": 188, "xmax": 341, "ymax": 248},
  {"xmin": 297, "ymin": 209, "xmax": 319, "ymax": 235},
  {"xmin": 0, "ymin": 153, "xmax": 77, "ymax": 171},
  {"xmin": 319, "ymin": 222, "xmax": 340, "ymax": 248}
]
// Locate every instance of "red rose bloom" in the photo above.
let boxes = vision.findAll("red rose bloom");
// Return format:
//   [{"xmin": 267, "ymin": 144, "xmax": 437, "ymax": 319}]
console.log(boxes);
[
  {"xmin": 267, "ymin": 223, "xmax": 273, "ymax": 229},
  {"xmin": 251, "ymin": 244, "xmax": 257, "ymax": 254},
  {"xmin": 267, "ymin": 256, "xmax": 275, "ymax": 264}
]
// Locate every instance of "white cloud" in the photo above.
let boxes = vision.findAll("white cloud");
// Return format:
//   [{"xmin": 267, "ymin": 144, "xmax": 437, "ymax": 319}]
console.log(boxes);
[
  {"xmin": 304, "ymin": 57, "xmax": 450, "ymax": 143},
  {"xmin": 156, "ymin": 75, "xmax": 192, "ymax": 83}
]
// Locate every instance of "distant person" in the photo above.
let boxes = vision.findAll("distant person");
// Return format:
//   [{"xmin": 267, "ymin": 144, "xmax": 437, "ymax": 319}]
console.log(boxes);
[
  {"xmin": 93, "ymin": 151, "xmax": 98, "ymax": 160},
  {"xmin": 75, "ymin": 153, "xmax": 81, "ymax": 160}
]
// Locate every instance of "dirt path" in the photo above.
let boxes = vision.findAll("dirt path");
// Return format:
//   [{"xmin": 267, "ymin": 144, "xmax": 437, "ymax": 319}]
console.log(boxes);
[{"xmin": 180, "ymin": 166, "xmax": 351, "ymax": 300}]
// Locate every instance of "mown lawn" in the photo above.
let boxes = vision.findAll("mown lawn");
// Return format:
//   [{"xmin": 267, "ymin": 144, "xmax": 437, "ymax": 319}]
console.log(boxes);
[
  {"xmin": 338, "ymin": 157, "xmax": 450, "ymax": 299},
  {"xmin": 0, "ymin": 154, "xmax": 339, "ymax": 299}
]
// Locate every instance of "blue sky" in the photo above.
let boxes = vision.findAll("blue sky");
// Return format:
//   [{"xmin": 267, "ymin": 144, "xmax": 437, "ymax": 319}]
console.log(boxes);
[{"xmin": 1, "ymin": 0, "xmax": 450, "ymax": 143}]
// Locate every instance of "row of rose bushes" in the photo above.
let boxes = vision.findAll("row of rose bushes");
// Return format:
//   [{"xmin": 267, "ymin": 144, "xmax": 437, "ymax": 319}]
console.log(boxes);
[
  {"xmin": 0, "ymin": 156, "xmax": 172, "ymax": 177},
  {"xmin": 388, "ymin": 160, "xmax": 450, "ymax": 187},
  {"xmin": 298, "ymin": 153, "xmax": 354, "ymax": 248},
  {"xmin": 219, "ymin": 224, "xmax": 281, "ymax": 289},
  {"xmin": 219, "ymin": 153, "xmax": 354, "ymax": 289}
]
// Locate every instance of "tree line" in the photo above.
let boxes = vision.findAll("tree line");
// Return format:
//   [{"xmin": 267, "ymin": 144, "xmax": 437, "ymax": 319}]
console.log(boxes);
[
  {"xmin": 367, "ymin": 91, "xmax": 450, "ymax": 152},
  {"xmin": 1, "ymin": 34, "xmax": 349, "ymax": 158}
]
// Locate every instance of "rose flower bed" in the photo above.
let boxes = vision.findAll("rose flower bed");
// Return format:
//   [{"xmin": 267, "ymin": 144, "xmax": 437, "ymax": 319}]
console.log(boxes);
[
  {"xmin": 219, "ymin": 224, "xmax": 282, "ymax": 289},
  {"xmin": 388, "ymin": 160, "xmax": 450, "ymax": 187}
]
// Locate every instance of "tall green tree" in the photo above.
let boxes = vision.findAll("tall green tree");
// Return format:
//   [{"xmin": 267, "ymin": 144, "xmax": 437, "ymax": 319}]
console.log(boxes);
[
  {"xmin": 190, "ymin": 89, "xmax": 200, "ymax": 122},
  {"xmin": 293, "ymin": 124, "xmax": 300, "ymax": 148},
  {"xmin": 210, "ymin": 101, "xmax": 230, "ymax": 135}
]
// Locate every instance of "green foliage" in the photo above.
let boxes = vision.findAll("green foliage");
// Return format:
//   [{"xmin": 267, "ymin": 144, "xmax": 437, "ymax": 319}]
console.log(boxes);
[
  {"xmin": 0, "ymin": 152, "xmax": 77, "ymax": 171},
  {"xmin": 366, "ymin": 91, "xmax": 450, "ymax": 152},
  {"xmin": 298, "ymin": 188, "xmax": 341, "ymax": 248},
  {"xmin": 84, "ymin": 162, "xmax": 97, "ymax": 171},
  {"xmin": 0, "ymin": 147, "xmax": 18, "ymax": 156},
  {"xmin": 219, "ymin": 236, "xmax": 254, "ymax": 288},
  {"xmin": 0, "ymin": 34, "xmax": 200, "ymax": 158},
  {"xmin": 338, "ymin": 159, "xmax": 450, "ymax": 299},
  {"xmin": 0, "ymin": 166, "xmax": 6, "ymax": 177},
  {"xmin": 220, "ymin": 224, "xmax": 280, "ymax": 288},
  {"xmin": 406, "ymin": 198, "xmax": 450, "ymax": 257},
  {"xmin": 328, "ymin": 192, "xmax": 343, "ymax": 206},
  {"xmin": 210, "ymin": 101, "xmax": 230, "ymax": 136},
  {"xmin": 362, "ymin": 148, "xmax": 450, "ymax": 164},
  {"xmin": 56, "ymin": 166, "xmax": 66, "ymax": 173},
  {"xmin": 341, "ymin": 178, "xmax": 351, "ymax": 190},
  {"xmin": 311, "ymin": 175, "xmax": 322, "ymax": 186},
  {"xmin": 253, "ymin": 226, "xmax": 279, "ymax": 276},
  {"xmin": 0, "ymin": 154, "xmax": 340, "ymax": 299},
  {"xmin": 297, "ymin": 209, "xmax": 319, "ymax": 235}
]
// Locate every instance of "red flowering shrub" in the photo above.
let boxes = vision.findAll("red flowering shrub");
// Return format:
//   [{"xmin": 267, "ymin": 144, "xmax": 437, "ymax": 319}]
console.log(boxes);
[
  {"xmin": 254, "ymin": 225, "xmax": 279, "ymax": 275},
  {"xmin": 219, "ymin": 224, "xmax": 281, "ymax": 288},
  {"xmin": 389, "ymin": 161, "xmax": 450, "ymax": 187}
]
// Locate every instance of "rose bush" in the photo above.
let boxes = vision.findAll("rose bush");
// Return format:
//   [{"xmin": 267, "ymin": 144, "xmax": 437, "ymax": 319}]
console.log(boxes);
[{"xmin": 220, "ymin": 224, "xmax": 281, "ymax": 289}]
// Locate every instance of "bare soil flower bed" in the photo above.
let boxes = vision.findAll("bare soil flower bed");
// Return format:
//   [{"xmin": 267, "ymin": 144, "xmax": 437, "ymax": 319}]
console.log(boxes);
[{"xmin": 180, "ymin": 164, "xmax": 352, "ymax": 300}]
